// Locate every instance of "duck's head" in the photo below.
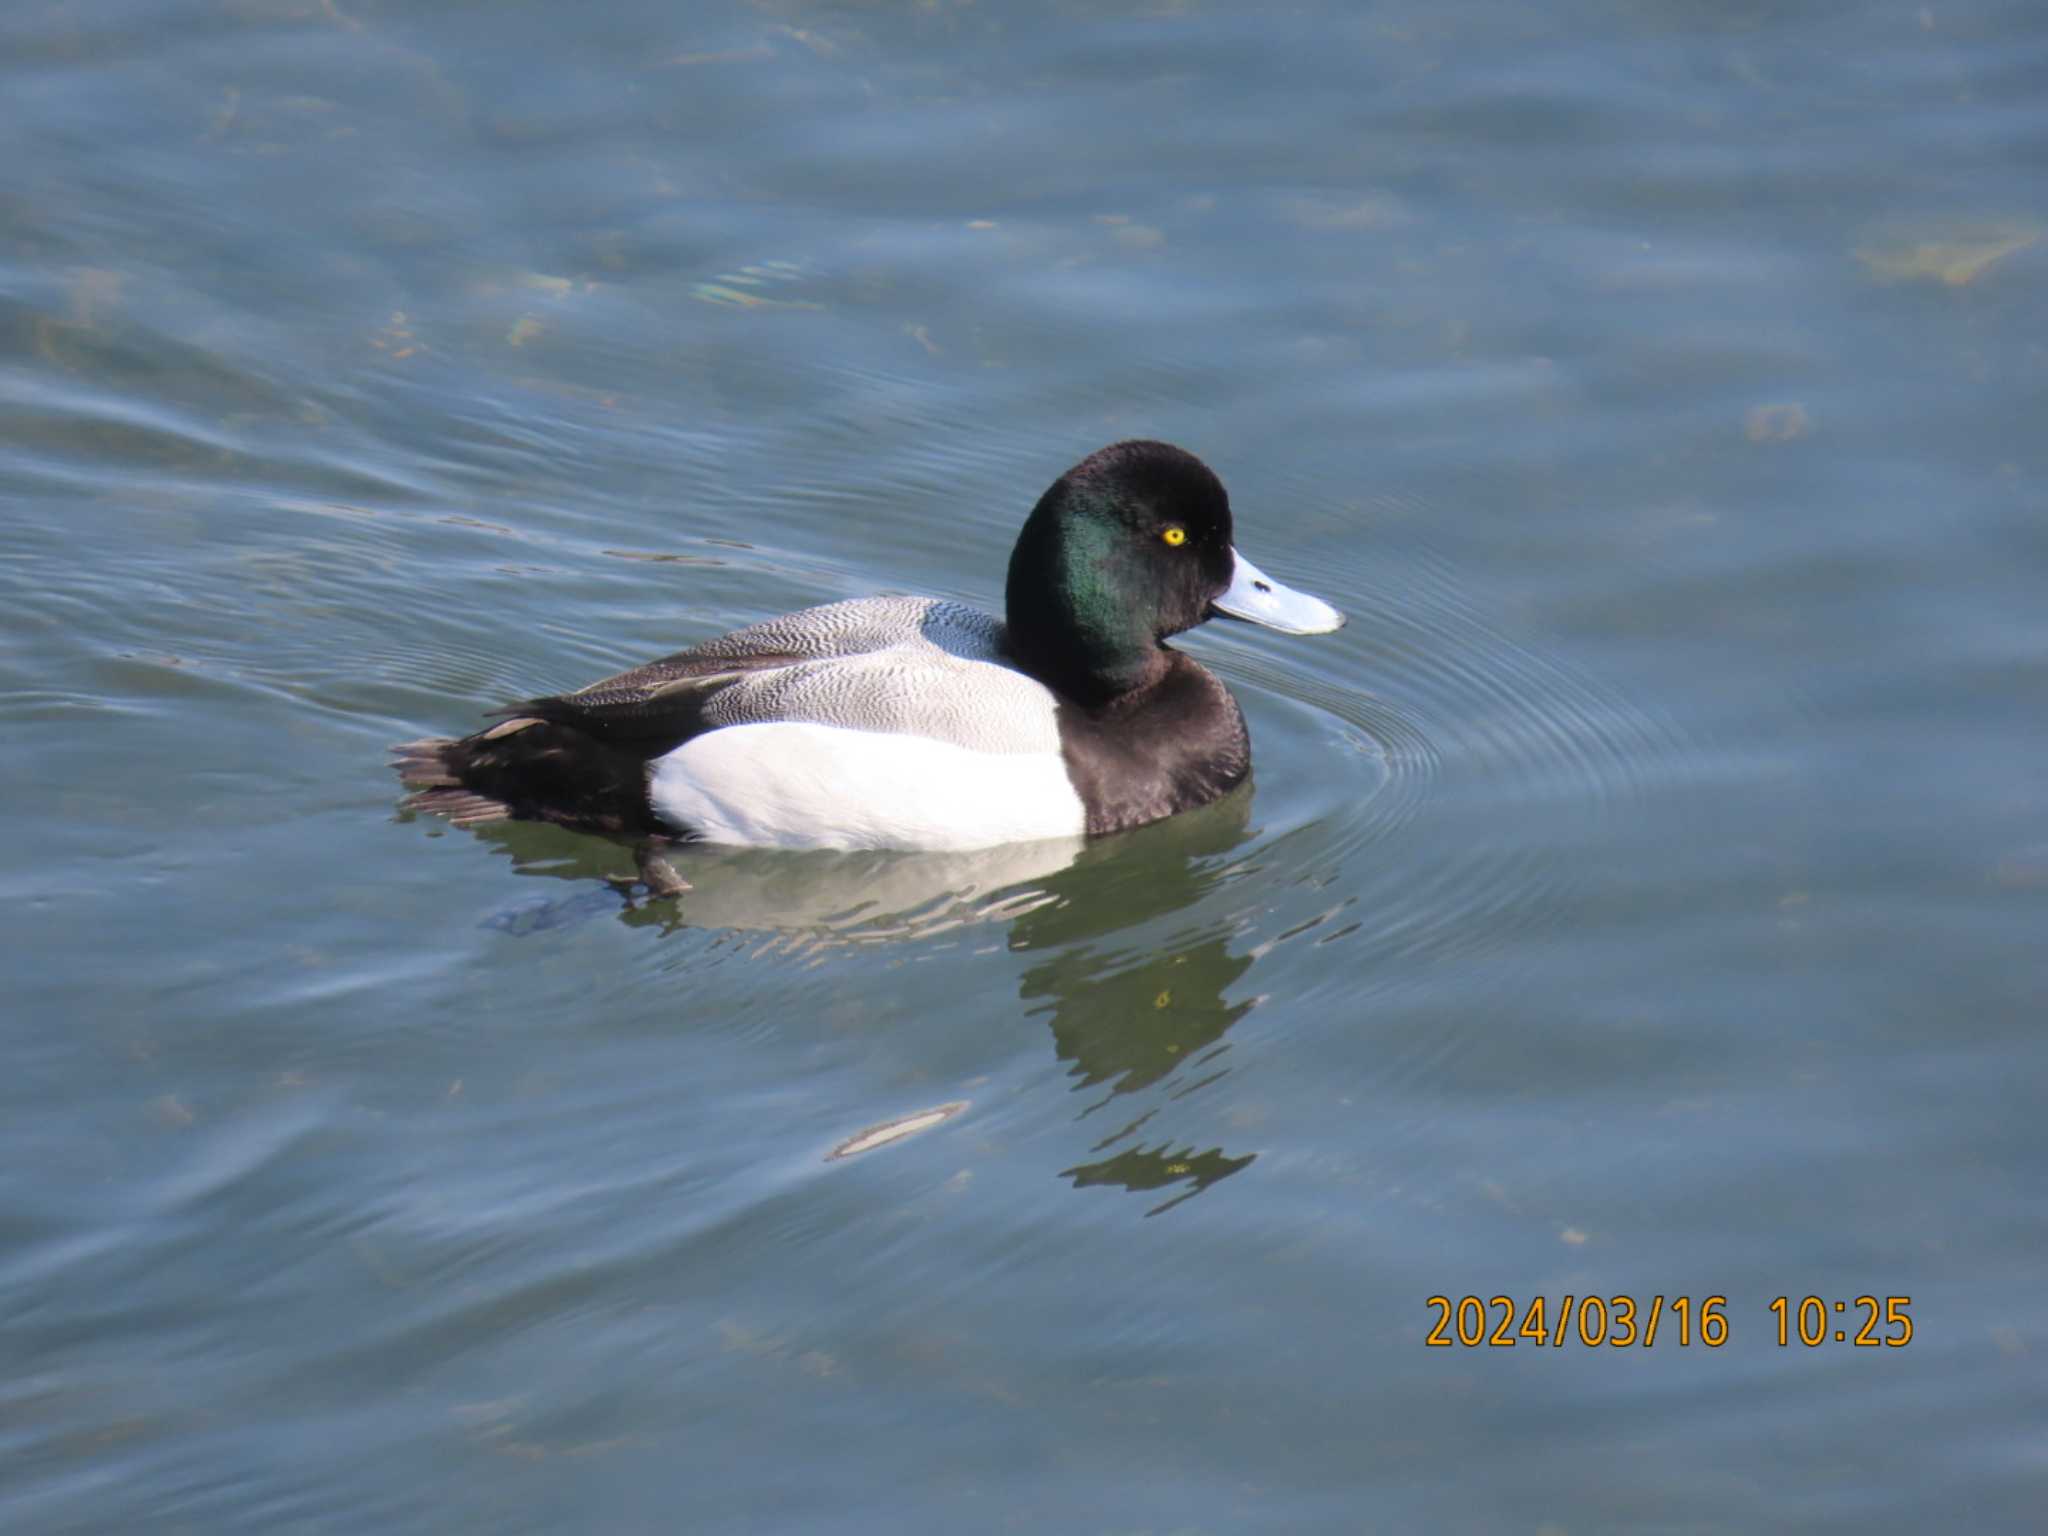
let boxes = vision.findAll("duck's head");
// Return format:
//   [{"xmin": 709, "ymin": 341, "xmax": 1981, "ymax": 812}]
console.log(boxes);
[{"xmin": 1005, "ymin": 440, "xmax": 1343, "ymax": 705}]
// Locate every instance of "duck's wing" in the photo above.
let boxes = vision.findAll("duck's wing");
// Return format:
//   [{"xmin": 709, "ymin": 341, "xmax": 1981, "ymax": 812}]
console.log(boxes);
[
  {"xmin": 491, "ymin": 596, "xmax": 1049, "ymax": 755},
  {"xmin": 494, "ymin": 648, "xmax": 808, "ymax": 749}
]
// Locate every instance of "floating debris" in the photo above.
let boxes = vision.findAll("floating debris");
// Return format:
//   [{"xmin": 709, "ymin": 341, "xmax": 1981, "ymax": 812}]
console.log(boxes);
[
  {"xmin": 827, "ymin": 1100, "xmax": 968, "ymax": 1161},
  {"xmin": 772, "ymin": 24, "xmax": 839, "ymax": 56},
  {"xmin": 690, "ymin": 259, "xmax": 822, "ymax": 311},
  {"xmin": 506, "ymin": 270, "xmax": 578, "ymax": 297},
  {"xmin": 205, "ymin": 85, "xmax": 241, "ymax": 142},
  {"xmin": 368, "ymin": 309, "xmax": 422, "ymax": 360},
  {"xmin": 1854, "ymin": 224, "xmax": 2040, "ymax": 287},
  {"xmin": 1745, "ymin": 402, "xmax": 1812, "ymax": 442}
]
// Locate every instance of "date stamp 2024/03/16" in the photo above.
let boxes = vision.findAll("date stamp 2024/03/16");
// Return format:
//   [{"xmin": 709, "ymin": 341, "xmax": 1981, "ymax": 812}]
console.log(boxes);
[{"xmin": 1425, "ymin": 1294, "xmax": 1914, "ymax": 1349}]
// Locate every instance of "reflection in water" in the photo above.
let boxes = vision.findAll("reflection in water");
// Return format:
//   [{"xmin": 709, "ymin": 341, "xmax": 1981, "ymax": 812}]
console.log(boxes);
[
  {"xmin": 451, "ymin": 814, "xmax": 1084, "ymax": 943},
  {"xmin": 1009, "ymin": 796, "xmax": 1269, "ymax": 1209},
  {"xmin": 425, "ymin": 784, "xmax": 1273, "ymax": 1209},
  {"xmin": 482, "ymin": 885, "xmax": 619, "ymax": 936},
  {"xmin": 1061, "ymin": 1142, "xmax": 1258, "ymax": 1220},
  {"xmin": 1023, "ymin": 932, "xmax": 1253, "ymax": 1098}
]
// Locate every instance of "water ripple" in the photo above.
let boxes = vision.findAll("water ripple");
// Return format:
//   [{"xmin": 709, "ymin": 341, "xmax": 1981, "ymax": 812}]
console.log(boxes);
[{"xmin": 1205, "ymin": 536, "xmax": 1696, "ymax": 991}]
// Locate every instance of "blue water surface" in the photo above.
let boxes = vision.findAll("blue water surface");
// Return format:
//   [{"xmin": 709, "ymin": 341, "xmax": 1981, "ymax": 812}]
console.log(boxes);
[{"xmin": 3, "ymin": 0, "xmax": 2044, "ymax": 1530}]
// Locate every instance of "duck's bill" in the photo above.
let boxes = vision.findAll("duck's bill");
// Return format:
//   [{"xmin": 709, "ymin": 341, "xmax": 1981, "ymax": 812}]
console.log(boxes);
[{"xmin": 1211, "ymin": 548, "xmax": 1346, "ymax": 634}]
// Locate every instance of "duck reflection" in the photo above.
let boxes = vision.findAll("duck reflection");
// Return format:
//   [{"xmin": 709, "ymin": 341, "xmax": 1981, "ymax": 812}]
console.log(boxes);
[
  {"xmin": 461, "ymin": 820, "xmax": 1084, "ymax": 942},
  {"xmin": 415, "ymin": 782, "xmax": 1266, "ymax": 1210},
  {"xmin": 1063, "ymin": 1142, "xmax": 1257, "ymax": 1219},
  {"xmin": 1002, "ymin": 795, "xmax": 1262, "ymax": 1211}
]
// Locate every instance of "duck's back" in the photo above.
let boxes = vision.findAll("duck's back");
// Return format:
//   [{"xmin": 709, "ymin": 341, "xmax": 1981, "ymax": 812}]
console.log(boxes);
[
  {"xmin": 669, "ymin": 596, "xmax": 1063, "ymax": 755},
  {"xmin": 643, "ymin": 597, "xmax": 1083, "ymax": 849}
]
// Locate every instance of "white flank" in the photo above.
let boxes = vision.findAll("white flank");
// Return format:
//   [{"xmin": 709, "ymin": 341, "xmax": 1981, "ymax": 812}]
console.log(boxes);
[{"xmin": 649, "ymin": 722, "xmax": 1086, "ymax": 851}]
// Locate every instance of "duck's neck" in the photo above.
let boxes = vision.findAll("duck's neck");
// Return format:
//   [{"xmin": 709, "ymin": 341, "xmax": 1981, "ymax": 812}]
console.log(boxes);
[{"xmin": 1005, "ymin": 506, "xmax": 1166, "ymax": 709}]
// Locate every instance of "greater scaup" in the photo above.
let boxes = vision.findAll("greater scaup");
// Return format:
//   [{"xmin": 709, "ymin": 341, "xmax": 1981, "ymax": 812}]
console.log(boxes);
[{"xmin": 395, "ymin": 440, "xmax": 1342, "ymax": 858}]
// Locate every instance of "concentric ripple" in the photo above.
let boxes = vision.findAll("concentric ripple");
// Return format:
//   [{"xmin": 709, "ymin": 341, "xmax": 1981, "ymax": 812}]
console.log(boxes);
[
  {"xmin": 1194, "ymin": 535, "xmax": 1698, "ymax": 993},
  {"xmin": 427, "ymin": 532, "xmax": 1692, "ymax": 986}
]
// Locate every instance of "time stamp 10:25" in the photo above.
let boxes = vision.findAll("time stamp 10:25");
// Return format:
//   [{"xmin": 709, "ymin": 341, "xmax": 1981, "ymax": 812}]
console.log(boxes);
[{"xmin": 1424, "ymin": 1295, "xmax": 1914, "ymax": 1349}]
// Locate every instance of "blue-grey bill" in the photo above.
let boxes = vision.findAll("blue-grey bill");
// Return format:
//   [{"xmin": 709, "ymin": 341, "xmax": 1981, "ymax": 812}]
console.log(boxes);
[{"xmin": 1212, "ymin": 547, "xmax": 1346, "ymax": 634}]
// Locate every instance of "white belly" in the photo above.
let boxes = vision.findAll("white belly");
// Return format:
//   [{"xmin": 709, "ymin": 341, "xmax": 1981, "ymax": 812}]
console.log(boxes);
[{"xmin": 649, "ymin": 722, "xmax": 1086, "ymax": 851}]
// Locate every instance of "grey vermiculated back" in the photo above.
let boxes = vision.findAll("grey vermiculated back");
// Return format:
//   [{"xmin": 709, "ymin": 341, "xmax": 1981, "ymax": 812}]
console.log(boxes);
[{"xmin": 571, "ymin": 596, "xmax": 1064, "ymax": 755}]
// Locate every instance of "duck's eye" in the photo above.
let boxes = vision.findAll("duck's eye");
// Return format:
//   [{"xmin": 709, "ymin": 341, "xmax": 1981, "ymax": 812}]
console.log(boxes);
[{"xmin": 1161, "ymin": 526, "xmax": 1187, "ymax": 547}]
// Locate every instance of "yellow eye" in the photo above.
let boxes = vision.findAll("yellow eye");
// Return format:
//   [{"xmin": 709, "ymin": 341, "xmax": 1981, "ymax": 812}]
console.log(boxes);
[{"xmin": 1161, "ymin": 526, "xmax": 1187, "ymax": 547}]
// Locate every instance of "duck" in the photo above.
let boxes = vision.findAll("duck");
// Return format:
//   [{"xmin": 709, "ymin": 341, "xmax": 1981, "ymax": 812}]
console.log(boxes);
[{"xmin": 394, "ymin": 440, "xmax": 1343, "ymax": 861}]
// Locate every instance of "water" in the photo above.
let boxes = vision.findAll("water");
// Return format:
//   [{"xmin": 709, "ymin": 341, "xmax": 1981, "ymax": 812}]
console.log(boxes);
[{"xmin": 5, "ymin": 0, "xmax": 2044, "ymax": 1529}]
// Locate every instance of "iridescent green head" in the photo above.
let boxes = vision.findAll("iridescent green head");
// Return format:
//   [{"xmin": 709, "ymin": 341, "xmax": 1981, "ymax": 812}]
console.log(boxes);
[{"xmin": 1004, "ymin": 441, "xmax": 1342, "ymax": 706}]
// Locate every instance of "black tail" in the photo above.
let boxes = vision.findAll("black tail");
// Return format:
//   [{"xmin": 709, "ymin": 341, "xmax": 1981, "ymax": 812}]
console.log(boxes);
[{"xmin": 392, "ymin": 718, "xmax": 666, "ymax": 837}]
